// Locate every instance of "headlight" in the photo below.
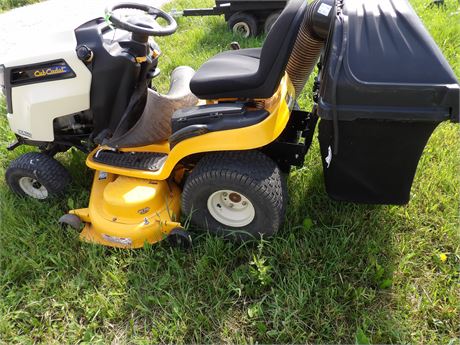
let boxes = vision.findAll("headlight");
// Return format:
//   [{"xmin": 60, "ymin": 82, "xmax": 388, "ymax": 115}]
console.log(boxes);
[{"xmin": 0, "ymin": 64, "xmax": 5, "ymax": 96}]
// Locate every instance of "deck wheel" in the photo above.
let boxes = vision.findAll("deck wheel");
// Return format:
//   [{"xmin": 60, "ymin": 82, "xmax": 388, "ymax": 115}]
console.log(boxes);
[
  {"xmin": 58, "ymin": 214, "xmax": 83, "ymax": 230},
  {"xmin": 167, "ymin": 228, "xmax": 193, "ymax": 250}
]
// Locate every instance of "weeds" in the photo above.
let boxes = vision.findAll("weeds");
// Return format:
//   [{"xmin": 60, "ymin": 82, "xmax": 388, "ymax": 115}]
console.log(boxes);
[{"xmin": 0, "ymin": 0, "xmax": 459, "ymax": 343}]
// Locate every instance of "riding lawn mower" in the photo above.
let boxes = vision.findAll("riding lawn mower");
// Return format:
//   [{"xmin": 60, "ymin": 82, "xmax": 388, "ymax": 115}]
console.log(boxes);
[{"xmin": 1, "ymin": 0, "xmax": 458, "ymax": 248}]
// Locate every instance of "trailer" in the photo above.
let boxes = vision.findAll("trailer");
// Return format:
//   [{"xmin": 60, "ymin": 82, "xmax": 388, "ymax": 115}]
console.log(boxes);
[{"xmin": 181, "ymin": 0, "xmax": 288, "ymax": 37}]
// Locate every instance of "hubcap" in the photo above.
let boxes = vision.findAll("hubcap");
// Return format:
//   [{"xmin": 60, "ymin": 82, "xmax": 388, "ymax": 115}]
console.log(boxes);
[
  {"xmin": 233, "ymin": 22, "xmax": 250, "ymax": 38},
  {"xmin": 207, "ymin": 189, "xmax": 255, "ymax": 227},
  {"xmin": 18, "ymin": 177, "xmax": 48, "ymax": 199}
]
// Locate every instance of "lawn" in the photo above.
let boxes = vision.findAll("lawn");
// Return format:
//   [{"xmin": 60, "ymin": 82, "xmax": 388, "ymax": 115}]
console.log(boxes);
[
  {"xmin": 0, "ymin": 0, "xmax": 39, "ymax": 12},
  {"xmin": 0, "ymin": 0, "xmax": 459, "ymax": 343}
]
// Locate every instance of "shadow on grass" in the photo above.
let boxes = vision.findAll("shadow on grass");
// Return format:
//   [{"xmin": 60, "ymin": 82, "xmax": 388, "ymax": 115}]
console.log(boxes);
[{"xmin": 114, "ymin": 163, "xmax": 401, "ymax": 343}]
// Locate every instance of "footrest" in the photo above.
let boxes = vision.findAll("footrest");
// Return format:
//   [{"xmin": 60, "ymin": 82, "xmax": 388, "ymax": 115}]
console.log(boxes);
[{"xmin": 93, "ymin": 150, "xmax": 167, "ymax": 172}]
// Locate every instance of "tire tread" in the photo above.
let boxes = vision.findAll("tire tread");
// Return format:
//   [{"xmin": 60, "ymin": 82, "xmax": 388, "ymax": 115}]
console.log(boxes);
[
  {"xmin": 6, "ymin": 152, "xmax": 71, "ymax": 199},
  {"xmin": 182, "ymin": 150, "xmax": 287, "ymax": 238}
]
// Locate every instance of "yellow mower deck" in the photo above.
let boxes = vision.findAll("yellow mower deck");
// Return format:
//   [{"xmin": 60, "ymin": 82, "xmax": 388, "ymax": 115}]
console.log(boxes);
[{"xmin": 71, "ymin": 173, "xmax": 181, "ymax": 248}]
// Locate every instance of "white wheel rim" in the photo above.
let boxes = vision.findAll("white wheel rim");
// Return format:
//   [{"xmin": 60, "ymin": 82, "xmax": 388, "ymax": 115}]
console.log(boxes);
[
  {"xmin": 207, "ymin": 189, "xmax": 255, "ymax": 227},
  {"xmin": 18, "ymin": 177, "xmax": 48, "ymax": 199},
  {"xmin": 233, "ymin": 22, "xmax": 250, "ymax": 38}
]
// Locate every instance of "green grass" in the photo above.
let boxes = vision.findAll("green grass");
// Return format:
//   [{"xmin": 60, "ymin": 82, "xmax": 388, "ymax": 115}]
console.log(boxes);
[
  {"xmin": 1, "ymin": 0, "xmax": 459, "ymax": 343},
  {"xmin": 0, "ymin": 0, "xmax": 39, "ymax": 12}
]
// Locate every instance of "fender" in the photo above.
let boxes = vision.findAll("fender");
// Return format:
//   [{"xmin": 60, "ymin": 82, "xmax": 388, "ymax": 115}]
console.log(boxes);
[{"xmin": 85, "ymin": 74, "xmax": 296, "ymax": 180}]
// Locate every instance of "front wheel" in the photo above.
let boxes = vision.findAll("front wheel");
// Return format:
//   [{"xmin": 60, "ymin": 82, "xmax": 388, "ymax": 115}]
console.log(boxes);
[
  {"xmin": 6, "ymin": 152, "xmax": 71, "ymax": 200},
  {"xmin": 182, "ymin": 151, "xmax": 288, "ymax": 240}
]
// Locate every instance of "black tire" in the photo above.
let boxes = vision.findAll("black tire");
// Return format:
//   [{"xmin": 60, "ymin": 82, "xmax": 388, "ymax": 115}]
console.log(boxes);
[
  {"xmin": 227, "ymin": 12, "xmax": 258, "ymax": 38},
  {"xmin": 182, "ymin": 151, "xmax": 288, "ymax": 240},
  {"xmin": 167, "ymin": 227, "xmax": 193, "ymax": 250},
  {"xmin": 6, "ymin": 152, "xmax": 71, "ymax": 200},
  {"xmin": 264, "ymin": 11, "xmax": 281, "ymax": 34},
  {"xmin": 58, "ymin": 214, "xmax": 83, "ymax": 230}
]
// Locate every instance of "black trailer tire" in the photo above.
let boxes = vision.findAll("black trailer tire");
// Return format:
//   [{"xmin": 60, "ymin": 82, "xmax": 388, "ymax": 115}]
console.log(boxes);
[
  {"xmin": 182, "ymin": 150, "xmax": 287, "ymax": 240},
  {"xmin": 264, "ymin": 11, "xmax": 281, "ymax": 34},
  {"xmin": 6, "ymin": 152, "xmax": 71, "ymax": 200},
  {"xmin": 228, "ymin": 12, "xmax": 258, "ymax": 38}
]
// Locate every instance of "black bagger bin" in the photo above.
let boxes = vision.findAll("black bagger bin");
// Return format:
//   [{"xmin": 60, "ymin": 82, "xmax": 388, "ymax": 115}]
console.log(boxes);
[{"xmin": 317, "ymin": 0, "xmax": 459, "ymax": 205}]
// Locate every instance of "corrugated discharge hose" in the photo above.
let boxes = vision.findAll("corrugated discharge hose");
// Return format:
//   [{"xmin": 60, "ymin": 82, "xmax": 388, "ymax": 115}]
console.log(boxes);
[{"xmin": 286, "ymin": 0, "xmax": 335, "ymax": 98}]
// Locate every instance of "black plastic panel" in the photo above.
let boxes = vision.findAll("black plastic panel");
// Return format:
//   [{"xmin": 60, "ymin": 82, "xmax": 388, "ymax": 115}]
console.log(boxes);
[
  {"xmin": 316, "ymin": 0, "xmax": 459, "ymax": 205},
  {"xmin": 170, "ymin": 104, "xmax": 269, "ymax": 147},
  {"xmin": 171, "ymin": 103, "xmax": 246, "ymax": 132},
  {"xmin": 74, "ymin": 19, "xmax": 149, "ymax": 140},
  {"xmin": 93, "ymin": 150, "xmax": 167, "ymax": 171},
  {"xmin": 318, "ymin": 0, "xmax": 460, "ymax": 123},
  {"xmin": 318, "ymin": 119, "xmax": 438, "ymax": 204}
]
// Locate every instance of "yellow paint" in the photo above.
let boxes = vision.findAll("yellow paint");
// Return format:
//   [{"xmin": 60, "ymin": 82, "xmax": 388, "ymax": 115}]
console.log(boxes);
[
  {"xmin": 70, "ymin": 172, "xmax": 181, "ymax": 248},
  {"xmin": 86, "ymin": 73, "xmax": 295, "ymax": 180},
  {"xmin": 152, "ymin": 49, "xmax": 161, "ymax": 59}
]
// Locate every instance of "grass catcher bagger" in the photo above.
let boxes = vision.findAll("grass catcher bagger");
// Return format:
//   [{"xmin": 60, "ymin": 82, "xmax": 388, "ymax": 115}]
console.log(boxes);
[{"xmin": 1, "ymin": 0, "xmax": 459, "ymax": 248}]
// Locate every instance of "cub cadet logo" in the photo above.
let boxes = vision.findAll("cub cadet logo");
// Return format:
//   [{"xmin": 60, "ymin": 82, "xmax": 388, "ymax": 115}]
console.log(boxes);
[{"xmin": 33, "ymin": 66, "xmax": 68, "ymax": 78}]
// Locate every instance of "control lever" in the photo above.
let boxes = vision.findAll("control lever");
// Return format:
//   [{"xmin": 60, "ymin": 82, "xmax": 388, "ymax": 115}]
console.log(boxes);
[{"xmin": 147, "ymin": 68, "xmax": 161, "ymax": 80}]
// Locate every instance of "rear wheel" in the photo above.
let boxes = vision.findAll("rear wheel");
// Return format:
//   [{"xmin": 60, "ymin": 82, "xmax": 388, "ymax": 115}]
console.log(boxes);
[
  {"xmin": 228, "ymin": 12, "xmax": 258, "ymax": 38},
  {"xmin": 6, "ymin": 152, "xmax": 71, "ymax": 200},
  {"xmin": 182, "ymin": 151, "xmax": 287, "ymax": 240},
  {"xmin": 264, "ymin": 11, "xmax": 281, "ymax": 34}
]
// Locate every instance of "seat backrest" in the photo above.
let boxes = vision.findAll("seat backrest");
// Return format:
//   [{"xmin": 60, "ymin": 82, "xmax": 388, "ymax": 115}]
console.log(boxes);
[{"xmin": 255, "ymin": 0, "xmax": 308, "ymax": 97}]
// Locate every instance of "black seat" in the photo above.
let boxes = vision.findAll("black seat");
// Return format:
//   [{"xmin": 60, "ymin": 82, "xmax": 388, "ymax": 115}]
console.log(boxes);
[{"xmin": 190, "ymin": 0, "xmax": 307, "ymax": 100}]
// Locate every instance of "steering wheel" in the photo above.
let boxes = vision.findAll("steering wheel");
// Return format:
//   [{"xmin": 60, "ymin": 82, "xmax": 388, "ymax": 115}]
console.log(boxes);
[{"xmin": 105, "ymin": 3, "xmax": 177, "ymax": 37}]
